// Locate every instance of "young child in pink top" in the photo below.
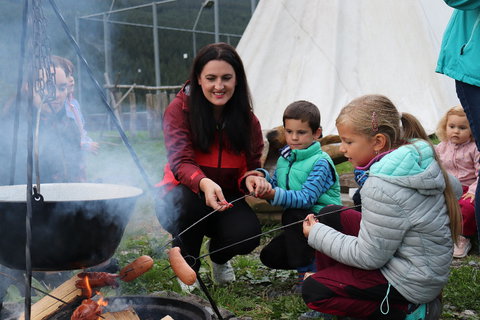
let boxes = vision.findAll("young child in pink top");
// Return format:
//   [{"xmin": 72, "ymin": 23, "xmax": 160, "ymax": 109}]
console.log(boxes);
[{"xmin": 436, "ymin": 105, "xmax": 480, "ymax": 258}]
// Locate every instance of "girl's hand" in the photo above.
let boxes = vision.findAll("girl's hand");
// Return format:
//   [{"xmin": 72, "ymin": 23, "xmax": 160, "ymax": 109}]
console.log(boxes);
[
  {"xmin": 245, "ymin": 175, "xmax": 272, "ymax": 197},
  {"xmin": 199, "ymin": 178, "xmax": 229, "ymax": 211},
  {"xmin": 303, "ymin": 214, "xmax": 318, "ymax": 238},
  {"xmin": 461, "ymin": 192, "xmax": 475, "ymax": 203}
]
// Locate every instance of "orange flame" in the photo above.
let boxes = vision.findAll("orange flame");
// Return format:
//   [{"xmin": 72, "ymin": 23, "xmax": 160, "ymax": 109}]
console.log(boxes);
[
  {"xmin": 95, "ymin": 292, "xmax": 108, "ymax": 320},
  {"xmin": 84, "ymin": 274, "xmax": 92, "ymax": 298},
  {"xmin": 78, "ymin": 274, "xmax": 109, "ymax": 319},
  {"xmin": 97, "ymin": 294, "xmax": 108, "ymax": 307}
]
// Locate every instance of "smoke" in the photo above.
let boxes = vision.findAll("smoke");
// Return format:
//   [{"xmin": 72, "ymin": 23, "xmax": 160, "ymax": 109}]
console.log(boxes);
[
  {"xmin": 0, "ymin": 2, "xmax": 161, "ymax": 306},
  {"xmin": 0, "ymin": 1, "xmax": 253, "ymax": 311}
]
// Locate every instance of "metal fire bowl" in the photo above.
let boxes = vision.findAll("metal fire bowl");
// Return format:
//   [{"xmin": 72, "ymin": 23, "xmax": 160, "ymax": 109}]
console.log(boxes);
[
  {"xmin": 47, "ymin": 296, "xmax": 213, "ymax": 320},
  {"xmin": 0, "ymin": 183, "xmax": 143, "ymax": 271}
]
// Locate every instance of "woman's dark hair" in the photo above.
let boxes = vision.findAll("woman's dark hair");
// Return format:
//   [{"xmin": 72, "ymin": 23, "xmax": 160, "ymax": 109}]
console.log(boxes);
[{"xmin": 188, "ymin": 42, "xmax": 253, "ymax": 153}]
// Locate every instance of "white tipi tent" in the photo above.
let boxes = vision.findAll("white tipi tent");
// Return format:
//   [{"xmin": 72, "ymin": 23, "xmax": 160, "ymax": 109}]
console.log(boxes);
[{"xmin": 237, "ymin": 0, "xmax": 459, "ymax": 135}]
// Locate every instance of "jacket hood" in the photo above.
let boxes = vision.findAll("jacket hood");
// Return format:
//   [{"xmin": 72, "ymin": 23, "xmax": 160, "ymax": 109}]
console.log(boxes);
[{"xmin": 369, "ymin": 140, "xmax": 445, "ymax": 196}]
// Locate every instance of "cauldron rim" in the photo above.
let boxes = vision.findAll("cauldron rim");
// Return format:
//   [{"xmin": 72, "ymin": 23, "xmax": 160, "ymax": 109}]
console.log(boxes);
[{"xmin": 0, "ymin": 183, "xmax": 143, "ymax": 202}]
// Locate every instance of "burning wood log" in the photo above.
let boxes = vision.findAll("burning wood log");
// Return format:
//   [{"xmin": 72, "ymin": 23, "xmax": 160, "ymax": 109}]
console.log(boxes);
[
  {"xmin": 19, "ymin": 274, "xmax": 83, "ymax": 320},
  {"xmin": 101, "ymin": 308, "xmax": 141, "ymax": 320},
  {"xmin": 18, "ymin": 256, "xmax": 154, "ymax": 320}
]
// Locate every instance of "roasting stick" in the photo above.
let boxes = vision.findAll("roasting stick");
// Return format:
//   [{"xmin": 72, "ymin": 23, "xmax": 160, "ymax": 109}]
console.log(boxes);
[
  {"xmin": 199, "ymin": 204, "xmax": 361, "ymax": 260},
  {"xmin": 159, "ymin": 193, "xmax": 254, "ymax": 252},
  {"xmin": 0, "ymin": 271, "xmax": 70, "ymax": 307},
  {"xmin": 168, "ymin": 204, "xmax": 361, "ymax": 281}
]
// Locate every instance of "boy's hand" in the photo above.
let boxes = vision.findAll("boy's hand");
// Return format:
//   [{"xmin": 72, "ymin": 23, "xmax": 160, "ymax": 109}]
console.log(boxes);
[
  {"xmin": 303, "ymin": 214, "xmax": 318, "ymax": 238},
  {"xmin": 245, "ymin": 175, "xmax": 272, "ymax": 198},
  {"xmin": 461, "ymin": 192, "xmax": 475, "ymax": 203}
]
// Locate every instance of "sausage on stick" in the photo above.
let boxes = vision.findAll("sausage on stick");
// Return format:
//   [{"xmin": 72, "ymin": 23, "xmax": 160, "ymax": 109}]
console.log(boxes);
[{"xmin": 168, "ymin": 247, "xmax": 197, "ymax": 285}]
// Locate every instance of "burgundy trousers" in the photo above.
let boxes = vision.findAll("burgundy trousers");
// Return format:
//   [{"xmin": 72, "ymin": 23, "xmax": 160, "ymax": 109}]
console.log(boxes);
[{"xmin": 301, "ymin": 205, "xmax": 410, "ymax": 319}]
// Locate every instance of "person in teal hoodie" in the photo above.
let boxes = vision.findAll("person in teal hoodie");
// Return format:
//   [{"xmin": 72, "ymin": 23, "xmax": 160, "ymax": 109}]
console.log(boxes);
[
  {"xmin": 436, "ymin": 0, "xmax": 480, "ymax": 249},
  {"xmin": 245, "ymin": 100, "xmax": 342, "ymax": 294}
]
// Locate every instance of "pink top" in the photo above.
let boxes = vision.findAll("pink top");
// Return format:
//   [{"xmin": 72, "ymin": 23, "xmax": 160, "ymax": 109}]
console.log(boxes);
[{"xmin": 436, "ymin": 140, "xmax": 479, "ymax": 195}]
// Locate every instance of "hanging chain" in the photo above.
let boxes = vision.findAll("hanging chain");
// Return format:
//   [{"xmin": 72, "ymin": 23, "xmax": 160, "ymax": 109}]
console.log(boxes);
[{"xmin": 32, "ymin": 0, "xmax": 56, "ymax": 104}]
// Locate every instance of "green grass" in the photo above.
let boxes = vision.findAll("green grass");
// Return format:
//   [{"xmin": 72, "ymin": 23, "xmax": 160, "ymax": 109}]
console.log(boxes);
[
  {"xmin": 113, "ymin": 232, "xmax": 480, "ymax": 320},
  {"xmin": 86, "ymin": 132, "xmax": 480, "ymax": 319}
]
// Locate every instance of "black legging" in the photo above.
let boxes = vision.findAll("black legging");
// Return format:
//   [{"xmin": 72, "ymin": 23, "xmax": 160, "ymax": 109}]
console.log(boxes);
[
  {"xmin": 155, "ymin": 185, "xmax": 261, "ymax": 271},
  {"xmin": 260, "ymin": 208, "xmax": 314, "ymax": 269}
]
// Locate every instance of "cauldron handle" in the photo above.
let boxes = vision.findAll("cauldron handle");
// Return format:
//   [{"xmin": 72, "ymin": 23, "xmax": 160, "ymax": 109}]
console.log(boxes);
[{"xmin": 32, "ymin": 186, "xmax": 44, "ymax": 204}]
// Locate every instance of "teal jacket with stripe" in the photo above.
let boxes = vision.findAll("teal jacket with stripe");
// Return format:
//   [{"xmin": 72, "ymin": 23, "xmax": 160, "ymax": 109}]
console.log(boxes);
[
  {"xmin": 270, "ymin": 142, "xmax": 341, "ymax": 213},
  {"xmin": 436, "ymin": 1, "xmax": 480, "ymax": 87}
]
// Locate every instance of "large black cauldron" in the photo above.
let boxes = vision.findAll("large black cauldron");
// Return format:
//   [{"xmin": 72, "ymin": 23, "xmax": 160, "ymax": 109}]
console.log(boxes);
[{"xmin": 0, "ymin": 183, "xmax": 143, "ymax": 271}]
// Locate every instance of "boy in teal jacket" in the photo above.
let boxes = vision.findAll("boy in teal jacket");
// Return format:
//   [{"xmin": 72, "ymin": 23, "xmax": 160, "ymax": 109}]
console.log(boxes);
[{"xmin": 245, "ymin": 100, "xmax": 342, "ymax": 291}]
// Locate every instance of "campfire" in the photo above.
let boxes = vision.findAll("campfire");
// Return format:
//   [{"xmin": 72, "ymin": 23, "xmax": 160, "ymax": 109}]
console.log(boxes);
[
  {"xmin": 18, "ymin": 256, "xmax": 156, "ymax": 320},
  {"xmin": 13, "ymin": 255, "xmax": 212, "ymax": 320}
]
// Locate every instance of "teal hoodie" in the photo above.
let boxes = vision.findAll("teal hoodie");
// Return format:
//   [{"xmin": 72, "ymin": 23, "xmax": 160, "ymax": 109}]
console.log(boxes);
[{"xmin": 436, "ymin": 1, "xmax": 480, "ymax": 87}]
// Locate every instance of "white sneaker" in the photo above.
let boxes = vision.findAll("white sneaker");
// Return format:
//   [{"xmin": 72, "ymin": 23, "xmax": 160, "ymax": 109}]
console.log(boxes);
[
  {"xmin": 212, "ymin": 260, "xmax": 236, "ymax": 285},
  {"xmin": 177, "ymin": 277, "xmax": 199, "ymax": 293},
  {"xmin": 453, "ymin": 235, "xmax": 471, "ymax": 258},
  {"xmin": 205, "ymin": 239, "xmax": 236, "ymax": 285}
]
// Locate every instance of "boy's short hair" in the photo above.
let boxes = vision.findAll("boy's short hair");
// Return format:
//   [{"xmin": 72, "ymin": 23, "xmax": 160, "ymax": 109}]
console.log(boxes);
[{"xmin": 282, "ymin": 100, "xmax": 321, "ymax": 132}]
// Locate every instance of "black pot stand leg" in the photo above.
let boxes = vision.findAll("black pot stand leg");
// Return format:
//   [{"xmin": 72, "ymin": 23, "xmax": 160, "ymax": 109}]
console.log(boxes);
[{"xmin": 196, "ymin": 273, "xmax": 225, "ymax": 320}]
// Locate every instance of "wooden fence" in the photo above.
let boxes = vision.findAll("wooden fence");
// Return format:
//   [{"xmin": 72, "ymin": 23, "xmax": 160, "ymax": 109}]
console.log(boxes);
[{"xmin": 88, "ymin": 84, "xmax": 182, "ymax": 138}]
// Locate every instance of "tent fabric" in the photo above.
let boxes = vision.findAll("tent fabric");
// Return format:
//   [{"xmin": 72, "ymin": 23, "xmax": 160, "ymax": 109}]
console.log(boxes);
[{"xmin": 237, "ymin": 0, "xmax": 459, "ymax": 135}]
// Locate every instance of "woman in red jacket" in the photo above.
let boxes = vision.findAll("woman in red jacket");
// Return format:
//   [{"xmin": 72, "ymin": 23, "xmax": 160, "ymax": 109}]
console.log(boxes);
[{"xmin": 156, "ymin": 43, "xmax": 264, "ymax": 288}]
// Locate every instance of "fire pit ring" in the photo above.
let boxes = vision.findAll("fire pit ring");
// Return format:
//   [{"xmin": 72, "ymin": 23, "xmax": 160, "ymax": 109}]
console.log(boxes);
[
  {"xmin": 106, "ymin": 296, "xmax": 213, "ymax": 320},
  {"xmin": 46, "ymin": 295, "xmax": 213, "ymax": 320}
]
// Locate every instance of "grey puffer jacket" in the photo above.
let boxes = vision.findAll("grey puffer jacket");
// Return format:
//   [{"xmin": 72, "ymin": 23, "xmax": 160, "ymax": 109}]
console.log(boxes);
[{"xmin": 307, "ymin": 140, "xmax": 460, "ymax": 303}]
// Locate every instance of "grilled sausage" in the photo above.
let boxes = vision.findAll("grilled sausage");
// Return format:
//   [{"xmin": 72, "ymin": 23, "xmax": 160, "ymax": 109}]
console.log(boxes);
[
  {"xmin": 75, "ymin": 272, "xmax": 119, "ymax": 297},
  {"xmin": 71, "ymin": 299, "xmax": 102, "ymax": 320},
  {"xmin": 168, "ymin": 247, "xmax": 197, "ymax": 285},
  {"xmin": 118, "ymin": 255, "xmax": 154, "ymax": 282}
]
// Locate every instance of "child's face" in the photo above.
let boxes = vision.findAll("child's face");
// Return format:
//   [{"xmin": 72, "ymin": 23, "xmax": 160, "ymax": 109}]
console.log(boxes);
[
  {"xmin": 337, "ymin": 122, "xmax": 377, "ymax": 167},
  {"xmin": 446, "ymin": 115, "xmax": 471, "ymax": 145},
  {"xmin": 33, "ymin": 67, "xmax": 69, "ymax": 114},
  {"xmin": 284, "ymin": 119, "xmax": 321, "ymax": 150}
]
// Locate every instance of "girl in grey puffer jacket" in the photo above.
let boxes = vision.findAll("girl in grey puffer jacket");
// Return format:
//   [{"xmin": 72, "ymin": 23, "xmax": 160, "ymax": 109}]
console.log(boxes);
[{"xmin": 300, "ymin": 95, "xmax": 462, "ymax": 320}]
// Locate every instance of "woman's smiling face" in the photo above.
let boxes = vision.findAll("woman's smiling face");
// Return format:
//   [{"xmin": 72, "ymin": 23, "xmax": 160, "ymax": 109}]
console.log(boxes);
[{"xmin": 198, "ymin": 59, "xmax": 237, "ymax": 107}]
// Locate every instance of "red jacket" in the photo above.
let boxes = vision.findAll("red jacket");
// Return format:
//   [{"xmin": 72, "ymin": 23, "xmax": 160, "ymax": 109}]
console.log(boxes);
[{"xmin": 158, "ymin": 84, "xmax": 264, "ymax": 194}]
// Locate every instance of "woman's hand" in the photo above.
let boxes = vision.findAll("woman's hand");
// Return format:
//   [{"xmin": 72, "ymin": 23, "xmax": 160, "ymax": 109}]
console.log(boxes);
[
  {"xmin": 303, "ymin": 214, "xmax": 318, "ymax": 238},
  {"xmin": 245, "ymin": 175, "xmax": 273, "ymax": 198},
  {"xmin": 461, "ymin": 192, "xmax": 475, "ymax": 203},
  {"xmin": 199, "ymin": 178, "xmax": 230, "ymax": 211}
]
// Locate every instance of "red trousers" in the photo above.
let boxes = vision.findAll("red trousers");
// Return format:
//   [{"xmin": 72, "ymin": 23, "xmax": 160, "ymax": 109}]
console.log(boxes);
[
  {"xmin": 301, "ymin": 205, "xmax": 410, "ymax": 320},
  {"xmin": 460, "ymin": 186, "xmax": 477, "ymax": 236}
]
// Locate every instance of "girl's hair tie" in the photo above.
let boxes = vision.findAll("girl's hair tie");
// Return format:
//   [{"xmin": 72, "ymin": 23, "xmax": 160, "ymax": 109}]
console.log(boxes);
[{"xmin": 371, "ymin": 111, "xmax": 379, "ymax": 132}]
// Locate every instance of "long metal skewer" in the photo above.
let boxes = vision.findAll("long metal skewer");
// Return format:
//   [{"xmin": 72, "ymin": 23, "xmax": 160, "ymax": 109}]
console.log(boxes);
[
  {"xmin": 159, "ymin": 193, "xmax": 254, "ymax": 252},
  {"xmin": 179, "ymin": 204, "xmax": 361, "ymax": 264}
]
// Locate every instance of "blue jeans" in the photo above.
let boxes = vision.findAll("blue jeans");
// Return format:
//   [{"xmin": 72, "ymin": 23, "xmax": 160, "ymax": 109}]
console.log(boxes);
[{"xmin": 456, "ymin": 80, "xmax": 480, "ymax": 249}]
